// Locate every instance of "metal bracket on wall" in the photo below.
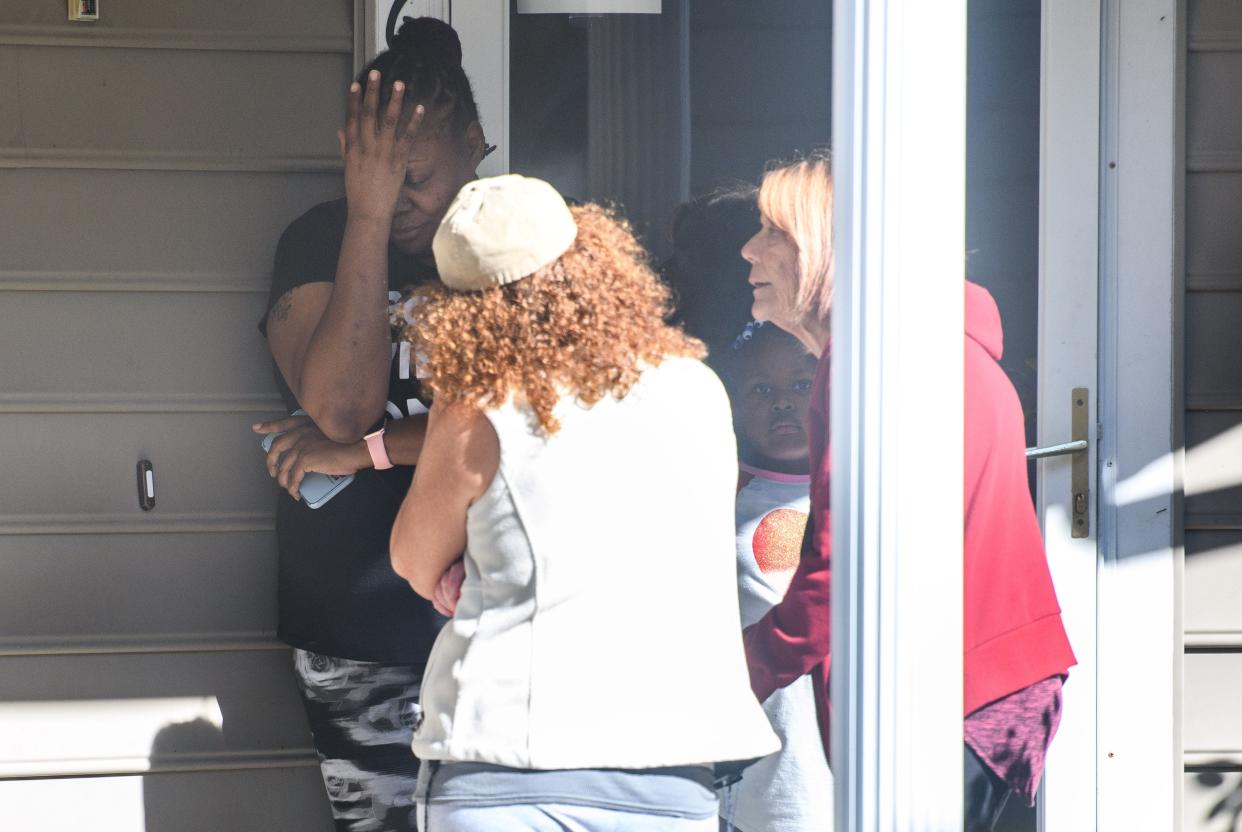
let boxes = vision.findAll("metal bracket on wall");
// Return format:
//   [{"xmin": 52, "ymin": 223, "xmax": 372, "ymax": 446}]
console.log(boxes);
[{"xmin": 1025, "ymin": 387, "xmax": 1090, "ymax": 538}]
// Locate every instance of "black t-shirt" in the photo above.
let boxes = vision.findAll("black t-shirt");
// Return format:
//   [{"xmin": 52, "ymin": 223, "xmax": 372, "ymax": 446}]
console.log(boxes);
[{"xmin": 260, "ymin": 198, "xmax": 443, "ymax": 665}]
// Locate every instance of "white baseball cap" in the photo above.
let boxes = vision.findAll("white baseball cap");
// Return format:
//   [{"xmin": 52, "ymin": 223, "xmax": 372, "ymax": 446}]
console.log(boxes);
[{"xmin": 432, "ymin": 174, "xmax": 578, "ymax": 291}]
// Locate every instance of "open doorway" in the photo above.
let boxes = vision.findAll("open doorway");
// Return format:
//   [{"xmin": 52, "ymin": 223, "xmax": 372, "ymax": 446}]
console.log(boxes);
[
  {"xmin": 505, "ymin": 2, "xmax": 1043, "ymax": 829},
  {"xmin": 509, "ymin": 1, "xmax": 832, "ymax": 256}
]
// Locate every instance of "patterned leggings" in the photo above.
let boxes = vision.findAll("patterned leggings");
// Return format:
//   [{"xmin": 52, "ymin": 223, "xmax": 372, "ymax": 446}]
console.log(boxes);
[{"xmin": 293, "ymin": 649, "xmax": 423, "ymax": 832}]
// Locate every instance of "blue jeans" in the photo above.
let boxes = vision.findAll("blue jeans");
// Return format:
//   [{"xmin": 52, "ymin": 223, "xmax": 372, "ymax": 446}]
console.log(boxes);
[{"xmin": 417, "ymin": 803, "xmax": 718, "ymax": 832}]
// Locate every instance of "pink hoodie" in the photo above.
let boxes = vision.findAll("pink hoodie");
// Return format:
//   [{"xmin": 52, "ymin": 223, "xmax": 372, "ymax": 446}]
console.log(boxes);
[{"xmin": 741, "ymin": 282, "xmax": 1076, "ymax": 761}]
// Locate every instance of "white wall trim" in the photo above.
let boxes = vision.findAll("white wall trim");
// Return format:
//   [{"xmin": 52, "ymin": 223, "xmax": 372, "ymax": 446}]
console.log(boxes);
[
  {"xmin": 1095, "ymin": 0, "xmax": 1181, "ymax": 828},
  {"xmin": 1037, "ymin": 0, "xmax": 1102, "ymax": 827},
  {"xmin": 831, "ymin": 0, "xmax": 965, "ymax": 827},
  {"xmin": 450, "ymin": 3, "xmax": 510, "ymax": 177},
  {"xmin": 1040, "ymin": 0, "xmax": 1182, "ymax": 827}
]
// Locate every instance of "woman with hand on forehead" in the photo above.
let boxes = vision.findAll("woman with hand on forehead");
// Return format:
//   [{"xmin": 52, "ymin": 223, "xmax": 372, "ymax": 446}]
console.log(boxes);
[
  {"xmin": 389, "ymin": 174, "xmax": 779, "ymax": 831},
  {"xmin": 252, "ymin": 18, "xmax": 491, "ymax": 832}
]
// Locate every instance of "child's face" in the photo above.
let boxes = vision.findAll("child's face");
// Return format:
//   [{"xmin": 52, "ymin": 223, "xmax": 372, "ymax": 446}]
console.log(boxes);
[{"xmin": 732, "ymin": 338, "xmax": 818, "ymax": 468}]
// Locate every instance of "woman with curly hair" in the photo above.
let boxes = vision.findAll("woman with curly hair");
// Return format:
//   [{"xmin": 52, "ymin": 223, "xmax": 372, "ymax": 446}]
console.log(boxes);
[{"xmin": 388, "ymin": 174, "xmax": 778, "ymax": 831}]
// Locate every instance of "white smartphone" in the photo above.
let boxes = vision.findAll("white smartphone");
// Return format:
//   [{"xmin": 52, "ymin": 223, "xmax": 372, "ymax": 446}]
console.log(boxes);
[{"xmin": 260, "ymin": 410, "xmax": 354, "ymax": 509}]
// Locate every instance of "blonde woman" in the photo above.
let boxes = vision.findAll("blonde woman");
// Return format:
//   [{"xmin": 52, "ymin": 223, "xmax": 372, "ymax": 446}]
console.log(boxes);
[
  {"xmin": 737, "ymin": 153, "xmax": 834, "ymax": 773},
  {"xmin": 388, "ymin": 174, "xmax": 778, "ymax": 831},
  {"xmin": 740, "ymin": 152, "xmax": 1075, "ymax": 831}
]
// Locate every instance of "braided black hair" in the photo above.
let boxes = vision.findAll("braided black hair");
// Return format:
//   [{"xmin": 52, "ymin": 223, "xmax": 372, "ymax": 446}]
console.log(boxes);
[
  {"xmin": 715, "ymin": 319, "xmax": 811, "ymax": 393},
  {"xmin": 360, "ymin": 15, "xmax": 482, "ymax": 139}
]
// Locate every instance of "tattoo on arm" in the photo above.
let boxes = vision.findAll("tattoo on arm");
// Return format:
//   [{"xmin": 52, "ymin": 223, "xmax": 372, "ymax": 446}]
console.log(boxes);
[{"xmin": 269, "ymin": 290, "xmax": 295, "ymax": 324}]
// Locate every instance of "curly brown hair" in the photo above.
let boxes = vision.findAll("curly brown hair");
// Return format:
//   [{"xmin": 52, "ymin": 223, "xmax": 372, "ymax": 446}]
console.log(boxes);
[{"xmin": 401, "ymin": 203, "xmax": 706, "ymax": 434}]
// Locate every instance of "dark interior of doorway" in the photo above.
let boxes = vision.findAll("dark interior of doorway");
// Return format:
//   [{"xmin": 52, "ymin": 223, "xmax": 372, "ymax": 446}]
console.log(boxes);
[
  {"xmin": 508, "ymin": 0, "xmax": 832, "ymax": 258},
  {"xmin": 509, "ymin": 0, "xmax": 1038, "ymax": 451},
  {"xmin": 512, "ymin": 0, "xmax": 1043, "ymax": 826},
  {"xmin": 968, "ymin": 0, "xmax": 1041, "ymax": 473},
  {"xmin": 968, "ymin": 0, "xmax": 1041, "ymax": 828}
]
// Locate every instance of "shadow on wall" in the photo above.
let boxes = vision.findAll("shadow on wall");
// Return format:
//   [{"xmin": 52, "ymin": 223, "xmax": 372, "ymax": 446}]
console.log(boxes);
[
  {"xmin": 138, "ymin": 684, "xmax": 334, "ymax": 832},
  {"xmin": 1187, "ymin": 768, "xmax": 1242, "ymax": 831},
  {"xmin": 142, "ymin": 719, "xmax": 236, "ymax": 832}
]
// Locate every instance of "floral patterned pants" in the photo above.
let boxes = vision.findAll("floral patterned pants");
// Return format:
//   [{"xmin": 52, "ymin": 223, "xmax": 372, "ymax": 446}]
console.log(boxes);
[{"xmin": 294, "ymin": 649, "xmax": 423, "ymax": 832}]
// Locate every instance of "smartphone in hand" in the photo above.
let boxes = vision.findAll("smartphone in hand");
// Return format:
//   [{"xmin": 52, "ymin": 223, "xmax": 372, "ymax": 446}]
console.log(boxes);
[{"xmin": 260, "ymin": 411, "xmax": 354, "ymax": 509}]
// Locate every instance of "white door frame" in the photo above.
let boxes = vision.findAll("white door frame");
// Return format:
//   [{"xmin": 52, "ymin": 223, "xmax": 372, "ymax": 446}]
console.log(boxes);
[
  {"xmin": 1096, "ymin": 0, "xmax": 1180, "ymax": 826},
  {"xmin": 831, "ymin": 0, "xmax": 966, "ymax": 827},
  {"xmin": 1037, "ymin": 0, "xmax": 1102, "ymax": 826},
  {"xmin": 1039, "ymin": 0, "xmax": 1181, "ymax": 828}
]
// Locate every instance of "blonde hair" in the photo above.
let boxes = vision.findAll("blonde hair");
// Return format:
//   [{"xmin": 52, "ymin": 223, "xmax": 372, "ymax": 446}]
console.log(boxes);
[
  {"xmin": 401, "ymin": 203, "xmax": 705, "ymax": 434},
  {"xmin": 757, "ymin": 151, "xmax": 834, "ymax": 323}
]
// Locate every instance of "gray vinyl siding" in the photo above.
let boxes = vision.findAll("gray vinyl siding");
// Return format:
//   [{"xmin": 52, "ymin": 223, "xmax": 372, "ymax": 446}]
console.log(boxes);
[
  {"xmin": 0, "ymin": 2, "xmax": 348, "ymax": 828},
  {"xmin": 1183, "ymin": 1, "xmax": 1242, "ymax": 829}
]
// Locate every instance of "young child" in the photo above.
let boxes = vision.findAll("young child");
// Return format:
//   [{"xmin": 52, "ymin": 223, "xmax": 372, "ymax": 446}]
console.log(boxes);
[{"xmin": 719, "ymin": 322, "xmax": 833, "ymax": 832}]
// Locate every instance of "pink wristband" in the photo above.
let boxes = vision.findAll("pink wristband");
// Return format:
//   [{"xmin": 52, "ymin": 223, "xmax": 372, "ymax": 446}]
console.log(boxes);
[{"xmin": 363, "ymin": 425, "xmax": 393, "ymax": 470}]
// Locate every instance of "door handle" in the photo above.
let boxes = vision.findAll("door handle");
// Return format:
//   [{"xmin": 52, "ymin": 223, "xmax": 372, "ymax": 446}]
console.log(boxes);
[
  {"xmin": 1025, "ymin": 439, "xmax": 1087, "ymax": 460},
  {"xmin": 1025, "ymin": 388, "xmax": 1090, "ymax": 538}
]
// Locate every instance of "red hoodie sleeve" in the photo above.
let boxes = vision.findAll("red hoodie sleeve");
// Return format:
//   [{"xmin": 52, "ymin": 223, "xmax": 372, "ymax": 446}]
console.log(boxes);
[{"xmin": 742, "ymin": 351, "xmax": 832, "ymax": 702}]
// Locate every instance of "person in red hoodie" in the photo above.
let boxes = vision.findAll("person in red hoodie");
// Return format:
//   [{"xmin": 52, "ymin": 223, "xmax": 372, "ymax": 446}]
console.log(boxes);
[{"xmin": 739, "ymin": 150, "xmax": 1076, "ymax": 830}]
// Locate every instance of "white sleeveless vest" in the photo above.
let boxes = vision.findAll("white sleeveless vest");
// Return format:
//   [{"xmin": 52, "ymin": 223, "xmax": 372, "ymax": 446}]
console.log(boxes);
[{"xmin": 412, "ymin": 357, "xmax": 780, "ymax": 770}]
